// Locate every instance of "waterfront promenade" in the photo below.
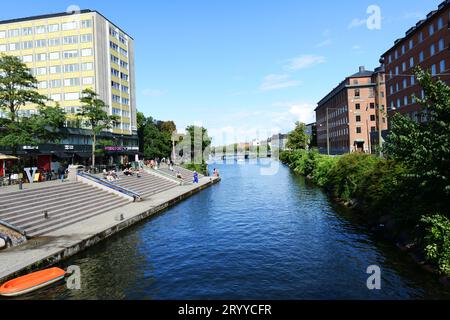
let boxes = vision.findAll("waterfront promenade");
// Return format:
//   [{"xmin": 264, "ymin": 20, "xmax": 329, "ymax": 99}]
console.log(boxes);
[{"xmin": 0, "ymin": 175, "xmax": 220, "ymax": 283}]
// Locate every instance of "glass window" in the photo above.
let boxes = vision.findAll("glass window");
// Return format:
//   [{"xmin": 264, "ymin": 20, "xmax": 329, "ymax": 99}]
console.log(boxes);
[
  {"xmin": 49, "ymin": 66, "xmax": 62, "ymax": 74},
  {"xmin": 438, "ymin": 17, "xmax": 444, "ymax": 30},
  {"xmin": 80, "ymin": 34, "xmax": 92, "ymax": 43},
  {"xmin": 22, "ymin": 41, "xmax": 33, "ymax": 50},
  {"xmin": 62, "ymin": 21, "xmax": 79, "ymax": 31},
  {"xmin": 429, "ymin": 24, "xmax": 434, "ymax": 36},
  {"xmin": 81, "ymin": 20, "xmax": 92, "ymax": 28},
  {"xmin": 63, "ymin": 50, "xmax": 79, "ymax": 59},
  {"xmin": 35, "ymin": 25, "xmax": 46, "ymax": 34},
  {"xmin": 438, "ymin": 38, "xmax": 445, "ymax": 51},
  {"xmin": 22, "ymin": 55, "xmax": 33, "ymax": 63},
  {"xmin": 22, "ymin": 27, "xmax": 33, "ymax": 36},
  {"xmin": 48, "ymin": 24, "xmax": 59, "ymax": 32},
  {"xmin": 35, "ymin": 67, "xmax": 47, "ymax": 75},
  {"xmin": 50, "ymin": 94, "xmax": 61, "ymax": 101},
  {"xmin": 440, "ymin": 60, "xmax": 446, "ymax": 73},
  {"xmin": 8, "ymin": 29, "xmax": 20, "ymax": 37},
  {"xmin": 82, "ymin": 62, "xmax": 93, "ymax": 71},
  {"xmin": 63, "ymin": 36, "xmax": 78, "ymax": 45},
  {"xmin": 35, "ymin": 39, "xmax": 47, "ymax": 48},
  {"xmin": 64, "ymin": 92, "xmax": 80, "ymax": 101},
  {"xmin": 49, "ymin": 52, "xmax": 60, "ymax": 60},
  {"xmin": 49, "ymin": 79, "xmax": 61, "ymax": 88},
  {"xmin": 64, "ymin": 64, "xmax": 80, "ymax": 73},
  {"xmin": 48, "ymin": 38, "xmax": 61, "ymax": 46},
  {"xmin": 431, "ymin": 64, "xmax": 437, "ymax": 75},
  {"xmin": 81, "ymin": 48, "xmax": 92, "ymax": 57},
  {"xmin": 35, "ymin": 53, "xmax": 47, "ymax": 62},
  {"xmin": 0, "ymin": 31, "xmax": 6, "ymax": 39},
  {"xmin": 82, "ymin": 77, "xmax": 94, "ymax": 85},
  {"xmin": 64, "ymin": 78, "xmax": 80, "ymax": 87}
]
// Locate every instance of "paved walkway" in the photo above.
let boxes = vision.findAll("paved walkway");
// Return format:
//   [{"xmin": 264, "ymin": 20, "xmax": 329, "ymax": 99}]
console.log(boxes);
[
  {"xmin": 0, "ymin": 176, "xmax": 220, "ymax": 282},
  {"xmin": 0, "ymin": 179, "xmax": 73, "ymax": 194}
]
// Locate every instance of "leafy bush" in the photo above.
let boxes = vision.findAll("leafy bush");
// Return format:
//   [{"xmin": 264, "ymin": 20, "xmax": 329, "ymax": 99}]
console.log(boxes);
[
  {"xmin": 326, "ymin": 153, "xmax": 379, "ymax": 202},
  {"xmin": 419, "ymin": 214, "xmax": 450, "ymax": 275},
  {"xmin": 311, "ymin": 155, "xmax": 339, "ymax": 187},
  {"xmin": 354, "ymin": 160, "xmax": 417, "ymax": 220}
]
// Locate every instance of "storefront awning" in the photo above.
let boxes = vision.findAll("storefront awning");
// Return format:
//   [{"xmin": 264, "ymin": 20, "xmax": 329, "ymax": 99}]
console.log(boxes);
[
  {"xmin": 52, "ymin": 152, "xmax": 73, "ymax": 159},
  {"xmin": 75, "ymin": 152, "xmax": 92, "ymax": 158}
]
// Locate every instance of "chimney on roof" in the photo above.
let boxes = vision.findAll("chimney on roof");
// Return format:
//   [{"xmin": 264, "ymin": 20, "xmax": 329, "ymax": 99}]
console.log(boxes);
[{"xmin": 359, "ymin": 66, "xmax": 365, "ymax": 73}]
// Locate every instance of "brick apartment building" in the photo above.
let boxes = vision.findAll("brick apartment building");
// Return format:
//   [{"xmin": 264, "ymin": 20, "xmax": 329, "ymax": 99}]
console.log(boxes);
[
  {"xmin": 381, "ymin": 0, "xmax": 450, "ymax": 121},
  {"xmin": 315, "ymin": 66, "xmax": 388, "ymax": 155}
]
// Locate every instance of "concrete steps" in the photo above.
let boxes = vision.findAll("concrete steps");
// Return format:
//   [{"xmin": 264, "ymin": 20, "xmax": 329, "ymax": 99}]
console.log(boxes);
[
  {"xmin": 0, "ymin": 182, "xmax": 129, "ymax": 238},
  {"xmin": 158, "ymin": 165, "xmax": 203, "ymax": 181},
  {"xmin": 112, "ymin": 172, "xmax": 178, "ymax": 198}
]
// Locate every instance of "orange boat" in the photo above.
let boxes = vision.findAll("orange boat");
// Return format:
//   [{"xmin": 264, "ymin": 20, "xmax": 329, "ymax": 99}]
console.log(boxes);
[{"xmin": 0, "ymin": 267, "xmax": 66, "ymax": 297}]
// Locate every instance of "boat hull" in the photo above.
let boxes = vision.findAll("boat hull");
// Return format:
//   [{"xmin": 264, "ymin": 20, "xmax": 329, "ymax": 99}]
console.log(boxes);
[{"xmin": 0, "ymin": 268, "xmax": 66, "ymax": 297}]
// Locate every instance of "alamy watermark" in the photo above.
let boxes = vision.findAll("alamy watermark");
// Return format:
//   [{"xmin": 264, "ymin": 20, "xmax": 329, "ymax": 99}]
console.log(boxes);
[{"xmin": 366, "ymin": 265, "xmax": 381, "ymax": 290}]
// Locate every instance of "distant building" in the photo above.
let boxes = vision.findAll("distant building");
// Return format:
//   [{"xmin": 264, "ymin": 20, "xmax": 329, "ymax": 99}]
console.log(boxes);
[
  {"xmin": 270, "ymin": 133, "xmax": 289, "ymax": 152},
  {"xmin": 381, "ymin": 0, "xmax": 450, "ymax": 122},
  {"xmin": 305, "ymin": 123, "xmax": 317, "ymax": 148},
  {"xmin": 315, "ymin": 66, "xmax": 388, "ymax": 155}
]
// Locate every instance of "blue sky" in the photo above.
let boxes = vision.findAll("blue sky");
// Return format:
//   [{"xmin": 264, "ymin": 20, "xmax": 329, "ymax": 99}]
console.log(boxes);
[{"xmin": 0, "ymin": 0, "xmax": 442, "ymax": 145}]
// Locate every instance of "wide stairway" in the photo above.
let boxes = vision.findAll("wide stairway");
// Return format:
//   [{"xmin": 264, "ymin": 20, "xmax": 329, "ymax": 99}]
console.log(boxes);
[
  {"xmin": 0, "ymin": 182, "xmax": 129, "ymax": 238},
  {"xmin": 112, "ymin": 172, "xmax": 179, "ymax": 199},
  {"xmin": 158, "ymin": 164, "xmax": 204, "ymax": 182}
]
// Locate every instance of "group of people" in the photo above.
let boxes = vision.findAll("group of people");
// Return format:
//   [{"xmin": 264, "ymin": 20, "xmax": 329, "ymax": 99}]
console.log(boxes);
[
  {"xmin": 123, "ymin": 167, "xmax": 140, "ymax": 177},
  {"xmin": 103, "ymin": 169, "xmax": 120, "ymax": 182}
]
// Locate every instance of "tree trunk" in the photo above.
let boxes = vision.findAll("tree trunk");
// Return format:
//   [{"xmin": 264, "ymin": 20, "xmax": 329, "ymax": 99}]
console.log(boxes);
[{"xmin": 92, "ymin": 134, "xmax": 96, "ymax": 168}]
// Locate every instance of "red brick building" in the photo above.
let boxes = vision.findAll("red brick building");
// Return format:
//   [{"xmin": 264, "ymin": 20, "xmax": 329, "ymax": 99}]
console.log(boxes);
[
  {"xmin": 381, "ymin": 0, "xmax": 450, "ymax": 121},
  {"xmin": 315, "ymin": 66, "xmax": 387, "ymax": 155}
]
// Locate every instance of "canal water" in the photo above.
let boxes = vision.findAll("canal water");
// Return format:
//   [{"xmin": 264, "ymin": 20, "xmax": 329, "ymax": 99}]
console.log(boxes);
[{"xmin": 21, "ymin": 160, "xmax": 450, "ymax": 299}]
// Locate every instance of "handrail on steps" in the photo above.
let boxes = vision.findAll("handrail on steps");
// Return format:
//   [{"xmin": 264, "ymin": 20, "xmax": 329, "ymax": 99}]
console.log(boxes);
[{"xmin": 77, "ymin": 171, "xmax": 142, "ymax": 201}]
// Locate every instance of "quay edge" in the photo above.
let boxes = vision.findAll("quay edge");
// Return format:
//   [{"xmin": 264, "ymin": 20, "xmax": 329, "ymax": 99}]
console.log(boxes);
[{"xmin": 0, "ymin": 177, "xmax": 221, "ymax": 284}]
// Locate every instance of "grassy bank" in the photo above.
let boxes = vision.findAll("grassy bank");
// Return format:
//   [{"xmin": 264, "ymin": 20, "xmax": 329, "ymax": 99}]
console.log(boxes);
[{"xmin": 280, "ymin": 150, "xmax": 450, "ymax": 277}]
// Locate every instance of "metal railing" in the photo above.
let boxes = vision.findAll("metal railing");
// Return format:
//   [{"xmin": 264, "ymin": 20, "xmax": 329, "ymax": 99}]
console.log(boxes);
[{"xmin": 77, "ymin": 171, "xmax": 142, "ymax": 201}]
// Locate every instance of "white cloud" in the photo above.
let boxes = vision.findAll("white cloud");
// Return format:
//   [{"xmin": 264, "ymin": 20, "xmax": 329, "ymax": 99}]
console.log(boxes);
[
  {"xmin": 348, "ymin": 18, "xmax": 367, "ymax": 29},
  {"xmin": 316, "ymin": 39, "xmax": 332, "ymax": 48},
  {"xmin": 142, "ymin": 89, "xmax": 166, "ymax": 97},
  {"xmin": 259, "ymin": 74, "xmax": 301, "ymax": 91},
  {"xmin": 284, "ymin": 54, "xmax": 326, "ymax": 71}
]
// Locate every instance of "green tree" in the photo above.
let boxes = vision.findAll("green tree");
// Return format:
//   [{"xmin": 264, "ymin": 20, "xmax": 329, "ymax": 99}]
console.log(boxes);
[
  {"xmin": 384, "ymin": 68, "xmax": 450, "ymax": 214},
  {"xmin": 137, "ymin": 112, "xmax": 176, "ymax": 160},
  {"xmin": 286, "ymin": 122, "xmax": 310, "ymax": 150},
  {"xmin": 79, "ymin": 88, "xmax": 119, "ymax": 167},
  {"xmin": 0, "ymin": 55, "xmax": 66, "ymax": 155}
]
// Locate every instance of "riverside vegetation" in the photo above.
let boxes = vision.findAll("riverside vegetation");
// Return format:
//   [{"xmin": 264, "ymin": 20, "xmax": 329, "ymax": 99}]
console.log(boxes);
[{"xmin": 280, "ymin": 69, "xmax": 450, "ymax": 277}]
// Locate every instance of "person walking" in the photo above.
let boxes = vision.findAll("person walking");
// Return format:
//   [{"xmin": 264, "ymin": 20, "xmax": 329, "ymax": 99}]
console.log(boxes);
[
  {"xmin": 193, "ymin": 171, "xmax": 199, "ymax": 184},
  {"xmin": 58, "ymin": 166, "xmax": 66, "ymax": 182}
]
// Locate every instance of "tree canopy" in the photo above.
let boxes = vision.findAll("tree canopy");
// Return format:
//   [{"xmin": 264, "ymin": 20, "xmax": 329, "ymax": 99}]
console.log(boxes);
[
  {"xmin": 0, "ymin": 54, "xmax": 66, "ymax": 154},
  {"xmin": 79, "ymin": 88, "xmax": 119, "ymax": 166},
  {"xmin": 286, "ymin": 121, "xmax": 310, "ymax": 150},
  {"xmin": 384, "ymin": 68, "xmax": 450, "ymax": 214},
  {"xmin": 137, "ymin": 111, "xmax": 177, "ymax": 160}
]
